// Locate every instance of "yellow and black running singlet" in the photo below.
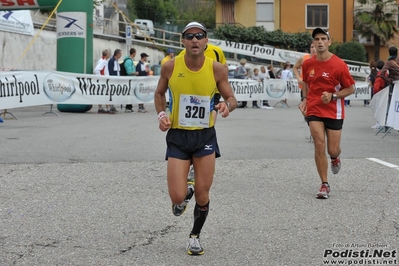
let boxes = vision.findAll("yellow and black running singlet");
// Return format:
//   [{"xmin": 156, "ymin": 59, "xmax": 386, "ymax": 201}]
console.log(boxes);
[{"xmin": 168, "ymin": 56, "xmax": 217, "ymax": 130}]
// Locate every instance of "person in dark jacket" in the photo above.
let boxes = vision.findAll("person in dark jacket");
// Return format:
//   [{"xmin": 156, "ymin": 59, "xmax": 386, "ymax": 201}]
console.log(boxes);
[
  {"xmin": 136, "ymin": 53, "xmax": 150, "ymax": 112},
  {"xmin": 124, "ymin": 48, "xmax": 138, "ymax": 112},
  {"xmin": 381, "ymin": 46, "xmax": 399, "ymax": 81},
  {"xmin": 108, "ymin": 49, "xmax": 122, "ymax": 76},
  {"xmin": 106, "ymin": 49, "xmax": 122, "ymax": 114},
  {"xmin": 268, "ymin": 65, "xmax": 276, "ymax": 79}
]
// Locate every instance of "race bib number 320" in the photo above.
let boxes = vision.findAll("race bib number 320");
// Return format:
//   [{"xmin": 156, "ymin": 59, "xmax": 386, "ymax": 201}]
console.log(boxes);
[{"xmin": 179, "ymin": 94, "xmax": 211, "ymax": 128}]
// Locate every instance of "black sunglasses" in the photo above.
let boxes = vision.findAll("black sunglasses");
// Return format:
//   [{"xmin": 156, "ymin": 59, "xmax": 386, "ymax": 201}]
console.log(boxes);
[{"xmin": 183, "ymin": 32, "xmax": 206, "ymax": 40}]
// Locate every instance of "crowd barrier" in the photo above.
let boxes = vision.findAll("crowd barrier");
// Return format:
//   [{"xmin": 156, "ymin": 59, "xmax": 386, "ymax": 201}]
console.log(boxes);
[
  {"xmin": 0, "ymin": 71, "xmax": 371, "ymax": 110},
  {"xmin": 369, "ymin": 81, "xmax": 399, "ymax": 137}
]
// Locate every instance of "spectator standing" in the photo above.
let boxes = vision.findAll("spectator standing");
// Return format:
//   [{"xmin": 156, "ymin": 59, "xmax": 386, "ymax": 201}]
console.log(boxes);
[
  {"xmin": 373, "ymin": 60, "xmax": 390, "ymax": 95},
  {"xmin": 94, "ymin": 49, "xmax": 111, "ymax": 113},
  {"xmin": 250, "ymin": 68, "xmax": 261, "ymax": 108},
  {"xmin": 268, "ymin": 65, "xmax": 276, "ymax": 79},
  {"xmin": 234, "ymin": 58, "xmax": 248, "ymax": 79},
  {"xmin": 108, "ymin": 49, "xmax": 122, "ymax": 76},
  {"xmin": 299, "ymin": 28, "xmax": 355, "ymax": 199},
  {"xmin": 279, "ymin": 63, "xmax": 293, "ymax": 107},
  {"xmin": 280, "ymin": 63, "xmax": 293, "ymax": 80},
  {"xmin": 366, "ymin": 61, "xmax": 377, "ymax": 106},
  {"xmin": 136, "ymin": 52, "xmax": 150, "ymax": 113},
  {"xmin": 107, "ymin": 49, "xmax": 123, "ymax": 114},
  {"xmin": 251, "ymin": 67, "xmax": 260, "ymax": 80},
  {"xmin": 258, "ymin": 66, "xmax": 270, "ymax": 80},
  {"xmin": 381, "ymin": 46, "xmax": 399, "ymax": 81},
  {"xmin": 124, "ymin": 48, "xmax": 138, "ymax": 112},
  {"xmin": 161, "ymin": 48, "xmax": 175, "ymax": 66},
  {"xmin": 258, "ymin": 66, "xmax": 271, "ymax": 107},
  {"xmin": 371, "ymin": 60, "xmax": 390, "ymax": 129},
  {"xmin": 94, "ymin": 49, "xmax": 110, "ymax": 76},
  {"xmin": 234, "ymin": 58, "xmax": 248, "ymax": 108}
]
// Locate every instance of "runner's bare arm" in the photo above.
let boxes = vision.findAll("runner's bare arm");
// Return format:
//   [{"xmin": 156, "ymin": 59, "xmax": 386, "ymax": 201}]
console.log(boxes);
[
  {"xmin": 155, "ymin": 60, "xmax": 174, "ymax": 113},
  {"xmin": 293, "ymin": 56, "xmax": 304, "ymax": 82},
  {"xmin": 154, "ymin": 59, "xmax": 174, "ymax": 131},
  {"xmin": 298, "ymin": 82, "xmax": 308, "ymax": 114},
  {"xmin": 213, "ymin": 61, "xmax": 237, "ymax": 117}
]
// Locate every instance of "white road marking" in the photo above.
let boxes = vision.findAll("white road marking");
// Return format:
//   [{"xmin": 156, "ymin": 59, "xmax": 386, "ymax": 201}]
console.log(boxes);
[{"xmin": 367, "ymin": 158, "xmax": 399, "ymax": 171}]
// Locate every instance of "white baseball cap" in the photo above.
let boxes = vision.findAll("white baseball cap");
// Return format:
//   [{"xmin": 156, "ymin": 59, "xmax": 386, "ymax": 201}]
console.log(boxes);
[{"xmin": 182, "ymin": 22, "xmax": 207, "ymax": 35}]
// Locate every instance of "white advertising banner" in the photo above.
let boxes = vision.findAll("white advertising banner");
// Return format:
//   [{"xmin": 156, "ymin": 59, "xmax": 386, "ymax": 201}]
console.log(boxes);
[
  {"xmin": 230, "ymin": 78, "xmax": 370, "ymax": 101},
  {"xmin": 209, "ymin": 39, "xmax": 370, "ymax": 78},
  {"xmin": 386, "ymin": 82, "xmax": 399, "ymax": 130},
  {"xmin": 57, "ymin": 12, "xmax": 86, "ymax": 39},
  {"xmin": 0, "ymin": 10, "xmax": 34, "ymax": 36},
  {"xmin": 0, "ymin": 71, "xmax": 371, "ymax": 110},
  {"xmin": 369, "ymin": 86, "xmax": 390, "ymax": 126}
]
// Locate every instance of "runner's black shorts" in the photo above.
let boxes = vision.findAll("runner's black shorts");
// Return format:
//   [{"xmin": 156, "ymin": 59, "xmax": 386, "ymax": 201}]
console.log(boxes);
[
  {"xmin": 165, "ymin": 127, "xmax": 221, "ymax": 160},
  {"xmin": 307, "ymin": 116, "xmax": 343, "ymax": 130},
  {"xmin": 213, "ymin": 93, "xmax": 221, "ymax": 112}
]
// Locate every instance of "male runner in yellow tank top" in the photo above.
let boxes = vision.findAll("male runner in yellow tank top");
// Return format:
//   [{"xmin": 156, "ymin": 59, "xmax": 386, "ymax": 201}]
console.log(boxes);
[
  {"xmin": 179, "ymin": 42, "xmax": 227, "ymax": 123},
  {"xmin": 154, "ymin": 21, "xmax": 237, "ymax": 256},
  {"xmin": 179, "ymin": 33, "xmax": 228, "ymax": 181}
]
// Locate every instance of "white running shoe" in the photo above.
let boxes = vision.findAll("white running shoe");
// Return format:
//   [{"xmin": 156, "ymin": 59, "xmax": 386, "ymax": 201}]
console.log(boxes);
[{"xmin": 187, "ymin": 235, "xmax": 204, "ymax": 255}]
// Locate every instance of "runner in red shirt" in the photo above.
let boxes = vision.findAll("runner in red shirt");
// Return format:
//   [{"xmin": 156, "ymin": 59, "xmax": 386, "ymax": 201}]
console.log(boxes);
[{"xmin": 299, "ymin": 28, "xmax": 355, "ymax": 199}]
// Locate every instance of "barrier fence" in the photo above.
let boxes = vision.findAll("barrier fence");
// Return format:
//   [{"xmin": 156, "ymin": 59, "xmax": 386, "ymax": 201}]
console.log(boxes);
[{"xmin": 0, "ymin": 71, "xmax": 371, "ymax": 111}]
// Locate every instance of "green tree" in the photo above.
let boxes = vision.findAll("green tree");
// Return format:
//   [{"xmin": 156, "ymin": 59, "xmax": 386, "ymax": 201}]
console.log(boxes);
[
  {"xmin": 130, "ymin": 0, "xmax": 167, "ymax": 23},
  {"xmin": 127, "ymin": 0, "xmax": 214, "ymax": 27},
  {"xmin": 328, "ymin": 41, "xmax": 341, "ymax": 55},
  {"xmin": 354, "ymin": 0, "xmax": 398, "ymax": 61},
  {"xmin": 212, "ymin": 24, "xmax": 245, "ymax": 43},
  {"xmin": 335, "ymin": 42, "xmax": 367, "ymax": 62},
  {"xmin": 162, "ymin": 0, "xmax": 179, "ymax": 23},
  {"xmin": 172, "ymin": 0, "xmax": 215, "ymax": 29}
]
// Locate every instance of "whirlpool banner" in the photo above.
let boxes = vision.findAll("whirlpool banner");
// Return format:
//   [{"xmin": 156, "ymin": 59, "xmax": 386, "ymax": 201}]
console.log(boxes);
[{"xmin": 0, "ymin": 71, "xmax": 371, "ymax": 110}]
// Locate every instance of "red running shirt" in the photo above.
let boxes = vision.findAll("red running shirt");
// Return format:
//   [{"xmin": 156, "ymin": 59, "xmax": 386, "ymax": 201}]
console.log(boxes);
[{"xmin": 302, "ymin": 55, "xmax": 355, "ymax": 119}]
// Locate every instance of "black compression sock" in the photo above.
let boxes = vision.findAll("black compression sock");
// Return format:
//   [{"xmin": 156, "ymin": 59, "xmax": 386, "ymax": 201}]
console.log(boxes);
[{"xmin": 191, "ymin": 201, "xmax": 210, "ymax": 236}]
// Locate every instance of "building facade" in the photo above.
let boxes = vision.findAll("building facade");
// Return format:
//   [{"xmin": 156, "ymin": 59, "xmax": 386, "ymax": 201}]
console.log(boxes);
[{"xmin": 216, "ymin": 0, "xmax": 399, "ymax": 62}]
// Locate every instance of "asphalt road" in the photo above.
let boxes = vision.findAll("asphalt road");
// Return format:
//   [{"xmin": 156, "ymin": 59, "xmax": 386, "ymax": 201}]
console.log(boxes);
[{"xmin": 1, "ymin": 101, "xmax": 398, "ymax": 266}]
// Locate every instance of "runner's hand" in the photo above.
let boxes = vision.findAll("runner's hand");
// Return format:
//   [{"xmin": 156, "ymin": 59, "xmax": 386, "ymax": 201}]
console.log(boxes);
[
  {"xmin": 216, "ymin": 102, "xmax": 230, "ymax": 118},
  {"xmin": 159, "ymin": 116, "xmax": 171, "ymax": 132}
]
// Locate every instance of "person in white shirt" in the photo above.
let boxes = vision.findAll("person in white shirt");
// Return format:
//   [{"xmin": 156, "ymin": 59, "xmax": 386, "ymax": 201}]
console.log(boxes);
[
  {"xmin": 279, "ymin": 63, "xmax": 293, "ymax": 107},
  {"xmin": 94, "ymin": 49, "xmax": 110, "ymax": 76},
  {"xmin": 250, "ymin": 68, "xmax": 261, "ymax": 108},
  {"xmin": 258, "ymin": 66, "xmax": 270, "ymax": 107},
  {"xmin": 94, "ymin": 49, "xmax": 112, "ymax": 113},
  {"xmin": 281, "ymin": 63, "xmax": 293, "ymax": 80},
  {"xmin": 258, "ymin": 66, "xmax": 269, "ymax": 80},
  {"xmin": 106, "ymin": 49, "xmax": 122, "ymax": 114}
]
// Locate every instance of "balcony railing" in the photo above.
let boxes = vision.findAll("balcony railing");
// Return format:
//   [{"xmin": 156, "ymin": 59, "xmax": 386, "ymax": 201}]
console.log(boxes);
[{"xmin": 30, "ymin": 11, "xmax": 185, "ymax": 49}]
